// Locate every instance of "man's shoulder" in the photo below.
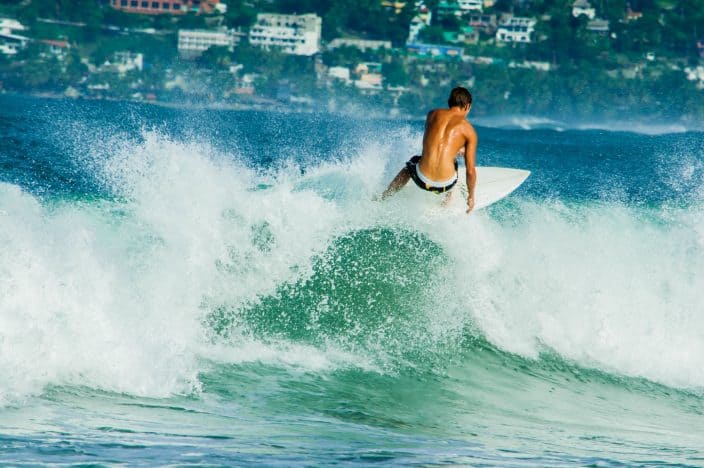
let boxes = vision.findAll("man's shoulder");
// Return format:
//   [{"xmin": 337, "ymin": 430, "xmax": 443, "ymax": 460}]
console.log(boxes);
[{"xmin": 463, "ymin": 119, "xmax": 477, "ymax": 137}]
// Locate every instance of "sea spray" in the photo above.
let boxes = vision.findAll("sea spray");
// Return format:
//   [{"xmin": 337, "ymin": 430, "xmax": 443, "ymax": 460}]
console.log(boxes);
[{"xmin": 2, "ymin": 97, "xmax": 704, "ymax": 464}]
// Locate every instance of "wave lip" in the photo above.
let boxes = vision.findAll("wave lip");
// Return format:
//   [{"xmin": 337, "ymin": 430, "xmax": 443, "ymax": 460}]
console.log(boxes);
[{"xmin": 474, "ymin": 115, "xmax": 696, "ymax": 135}]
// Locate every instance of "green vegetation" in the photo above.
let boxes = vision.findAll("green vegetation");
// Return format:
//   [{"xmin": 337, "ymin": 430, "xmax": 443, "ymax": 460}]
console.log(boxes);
[{"xmin": 0, "ymin": 0, "xmax": 702, "ymax": 121}]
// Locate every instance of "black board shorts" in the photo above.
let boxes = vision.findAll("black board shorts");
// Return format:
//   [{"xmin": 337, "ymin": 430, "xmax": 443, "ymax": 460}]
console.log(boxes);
[{"xmin": 405, "ymin": 155, "xmax": 458, "ymax": 194}]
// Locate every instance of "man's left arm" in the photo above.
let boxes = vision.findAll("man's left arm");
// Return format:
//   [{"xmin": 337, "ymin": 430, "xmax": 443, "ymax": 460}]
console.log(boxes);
[{"xmin": 463, "ymin": 124, "xmax": 478, "ymax": 214}]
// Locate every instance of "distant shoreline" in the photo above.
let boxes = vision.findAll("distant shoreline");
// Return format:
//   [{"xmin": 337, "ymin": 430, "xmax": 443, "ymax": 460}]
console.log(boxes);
[{"xmin": 2, "ymin": 91, "xmax": 699, "ymax": 135}]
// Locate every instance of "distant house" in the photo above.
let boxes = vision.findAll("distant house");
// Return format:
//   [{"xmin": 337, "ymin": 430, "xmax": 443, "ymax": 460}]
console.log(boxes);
[
  {"xmin": 495, "ymin": 16, "xmax": 536, "ymax": 43},
  {"xmin": 178, "ymin": 29, "xmax": 238, "ymax": 59},
  {"xmin": 381, "ymin": 0, "xmax": 407, "ymax": 14},
  {"xmin": 406, "ymin": 43, "xmax": 464, "ymax": 60},
  {"xmin": 458, "ymin": 0, "xmax": 483, "ymax": 12},
  {"xmin": 354, "ymin": 62, "xmax": 383, "ymax": 90},
  {"xmin": 109, "ymin": 0, "xmax": 221, "ymax": 15},
  {"xmin": 328, "ymin": 38, "xmax": 391, "ymax": 52},
  {"xmin": 249, "ymin": 13, "xmax": 322, "ymax": 56},
  {"xmin": 111, "ymin": 51, "xmax": 144, "ymax": 72},
  {"xmin": 684, "ymin": 66, "xmax": 704, "ymax": 89},
  {"xmin": 437, "ymin": 1, "xmax": 463, "ymax": 17},
  {"xmin": 355, "ymin": 62, "xmax": 382, "ymax": 75},
  {"xmin": 625, "ymin": 3, "xmax": 642, "ymax": 21},
  {"xmin": 442, "ymin": 26, "xmax": 478, "ymax": 45},
  {"xmin": 39, "ymin": 40, "xmax": 71, "ymax": 59},
  {"xmin": 0, "ymin": 18, "xmax": 25, "ymax": 35},
  {"xmin": 509, "ymin": 60, "xmax": 551, "ymax": 71},
  {"xmin": 328, "ymin": 66, "xmax": 351, "ymax": 84},
  {"xmin": 572, "ymin": 0, "xmax": 595, "ymax": 20},
  {"xmin": 0, "ymin": 17, "xmax": 29, "ymax": 56},
  {"xmin": 586, "ymin": 18, "xmax": 609, "ymax": 34},
  {"xmin": 407, "ymin": 15, "xmax": 429, "ymax": 44},
  {"xmin": 459, "ymin": 26, "xmax": 479, "ymax": 44},
  {"xmin": 468, "ymin": 13, "xmax": 497, "ymax": 34}
]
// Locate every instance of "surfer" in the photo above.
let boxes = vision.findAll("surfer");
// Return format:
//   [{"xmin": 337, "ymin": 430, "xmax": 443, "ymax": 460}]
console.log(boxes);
[{"xmin": 382, "ymin": 87, "xmax": 477, "ymax": 213}]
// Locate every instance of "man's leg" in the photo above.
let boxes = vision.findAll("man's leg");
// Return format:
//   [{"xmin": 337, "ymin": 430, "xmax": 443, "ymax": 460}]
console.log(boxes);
[
  {"xmin": 381, "ymin": 166, "xmax": 411, "ymax": 200},
  {"xmin": 441, "ymin": 185, "xmax": 455, "ymax": 207}
]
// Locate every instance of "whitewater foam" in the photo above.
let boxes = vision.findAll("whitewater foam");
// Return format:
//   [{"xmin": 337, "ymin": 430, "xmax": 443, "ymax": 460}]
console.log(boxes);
[{"xmin": 2, "ymin": 127, "xmax": 703, "ymax": 407}]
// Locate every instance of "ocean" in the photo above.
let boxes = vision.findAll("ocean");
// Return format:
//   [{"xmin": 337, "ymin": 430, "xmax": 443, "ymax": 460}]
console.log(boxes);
[{"xmin": 0, "ymin": 94, "xmax": 703, "ymax": 466}]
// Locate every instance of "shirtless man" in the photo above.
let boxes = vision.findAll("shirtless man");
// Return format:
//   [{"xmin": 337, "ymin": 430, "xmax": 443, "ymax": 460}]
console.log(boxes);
[{"xmin": 382, "ymin": 87, "xmax": 477, "ymax": 213}]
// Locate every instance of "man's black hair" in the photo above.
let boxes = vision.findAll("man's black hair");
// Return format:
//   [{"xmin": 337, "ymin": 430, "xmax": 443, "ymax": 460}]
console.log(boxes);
[{"xmin": 448, "ymin": 87, "xmax": 472, "ymax": 108}]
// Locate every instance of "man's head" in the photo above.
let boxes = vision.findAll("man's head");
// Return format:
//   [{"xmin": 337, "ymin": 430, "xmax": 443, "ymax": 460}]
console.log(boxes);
[{"xmin": 448, "ymin": 87, "xmax": 472, "ymax": 113}]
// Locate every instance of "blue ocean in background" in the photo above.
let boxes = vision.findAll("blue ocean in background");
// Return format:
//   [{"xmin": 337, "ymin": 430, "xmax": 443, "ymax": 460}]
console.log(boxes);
[{"xmin": 1, "ymin": 94, "xmax": 703, "ymax": 465}]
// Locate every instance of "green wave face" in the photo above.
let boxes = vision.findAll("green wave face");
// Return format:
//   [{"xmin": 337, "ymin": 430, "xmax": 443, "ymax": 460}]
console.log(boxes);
[
  {"xmin": 206, "ymin": 227, "xmax": 458, "ymax": 369},
  {"xmin": 198, "ymin": 221, "xmax": 704, "ymax": 464}
]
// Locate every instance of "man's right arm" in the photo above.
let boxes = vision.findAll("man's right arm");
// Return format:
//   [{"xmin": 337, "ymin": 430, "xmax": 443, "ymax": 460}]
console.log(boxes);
[{"xmin": 463, "ymin": 124, "xmax": 478, "ymax": 213}]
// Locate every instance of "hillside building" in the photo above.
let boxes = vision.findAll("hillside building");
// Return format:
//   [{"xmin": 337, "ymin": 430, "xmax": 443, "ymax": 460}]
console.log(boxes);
[
  {"xmin": 328, "ymin": 38, "xmax": 391, "ymax": 52},
  {"xmin": 625, "ymin": 3, "xmax": 642, "ymax": 21},
  {"xmin": 468, "ymin": 13, "xmax": 497, "ymax": 34},
  {"xmin": 381, "ymin": 0, "xmax": 407, "ymax": 14},
  {"xmin": 112, "ymin": 51, "xmax": 144, "ymax": 72},
  {"xmin": 109, "ymin": 0, "xmax": 222, "ymax": 15},
  {"xmin": 437, "ymin": 1, "xmax": 462, "ymax": 17},
  {"xmin": 586, "ymin": 18, "xmax": 609, "ymax": 34},
  {"xmin": 495, "ymin": 16, "xmax": 536, "ymax": 43},
  {"xmin": 572, "ymin": 0, "xmax": 596, "ymax": 20},
  {"xmin": 178, "ymin": 28, "xmax": 238, "ymax": 58},
  {"xmin": 249, "ymin": 13, "xmax": 322, "ymax": 56},
  {"xmin": 39, "ymin": 40, "xmax": 71, "ymax": 59},
  {"xmin": 458, "ymin": 0, "xmax": 483, "ymax": 12},
  {"xmin": 0, "ymin": 17, "xmax": 28, "ymax": 56}
]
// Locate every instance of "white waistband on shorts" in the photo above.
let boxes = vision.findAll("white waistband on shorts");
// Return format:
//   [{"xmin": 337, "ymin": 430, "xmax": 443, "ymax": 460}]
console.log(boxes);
[{"xmin": 415, "ymin": 164, "xmax": 458, "ymax": 188}]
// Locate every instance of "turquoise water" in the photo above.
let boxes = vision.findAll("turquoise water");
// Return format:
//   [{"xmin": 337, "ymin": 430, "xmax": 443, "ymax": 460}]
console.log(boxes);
[{"xmin": 1, "ymin": 95, "xmax": 703, "ymax": 465}]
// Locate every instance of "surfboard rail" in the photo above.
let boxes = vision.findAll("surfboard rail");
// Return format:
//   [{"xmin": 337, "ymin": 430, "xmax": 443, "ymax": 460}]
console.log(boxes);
[{"xmin": 399, "ymin": 166, "xmax": 530, "ymax": 213}]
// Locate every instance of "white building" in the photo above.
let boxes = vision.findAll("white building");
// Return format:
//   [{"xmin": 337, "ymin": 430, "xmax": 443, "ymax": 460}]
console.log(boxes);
[
  {"xmin": 249, "ymin": 13, "xmax": 321, "ymax": 56},
  {"xmin": 508, "ymin": 60, "xmax": 551, "ymax": 71},
  {"xmin": 328, "ymin": 38, "xmax": 391, "ymax": 52},
  {"xmin": 458, "ymin": 0, "xmax": 483, "ymax": 12},
  {"xmin": 39, "ymin": 40, "xmax": 71, "ymax": 59},
  {"xmin": 496, "ymin": 16, "xmax": 536, "ymax": 43},
  {"xmin": 328, "ymin": 66, "xmax": 351, "ymax": 83},
  {"xmin": 586, "ymin": 18, "xmax": 609, "ymax": 34},
  {"xmin": 0, "ymin": 18, "xmax": 25, "ymax": 35},
  {"xmin": 112, "ymin": 51, "xmax": 144, "ymax": 73},
  {"xmin": 178, "ymin": 28, "xmax": 237, "ymax": 58},
  {"xmin": 685, "ymin": 65, "xmax": 704, "ymax": 88},
  {"xmin": 0, "ymin": 17, "xmax": 29, "ymax": 55},
  {"xmin": 407, "ymin": 15, "xmax": 430, "ymax": 44},
  {"xmin": 572, "ymin": 0, "xmax": 596, "ymax": 19}
]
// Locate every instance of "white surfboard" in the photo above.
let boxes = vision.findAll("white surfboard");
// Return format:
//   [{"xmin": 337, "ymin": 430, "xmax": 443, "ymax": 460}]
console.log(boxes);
[{"xmin": 398, "ymin": 166, "xmax": 530, "ymax": 213}]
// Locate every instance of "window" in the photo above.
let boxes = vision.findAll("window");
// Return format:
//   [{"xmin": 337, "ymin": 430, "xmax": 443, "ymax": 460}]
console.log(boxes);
[
  {"xmin": 173, "ymin": 3, "xmax": 181, "ymax": 8},
  {"xmin": 131, "ymin": 0, "xmax": 138, "ymax": 6},
  {"xmin": 152, "ymin": 2, "xmax": 159, "ymax": 8},
  {"xmin": 162, "ymin": 2, "xmax": 169, "ymax": 8},
  {"xmin": 141, "ymin": 1, "xmax": 148, "ymax": 6},
  {"xmin": 121, "ymin": 0, "xmax": 127, "ymax": 6}
]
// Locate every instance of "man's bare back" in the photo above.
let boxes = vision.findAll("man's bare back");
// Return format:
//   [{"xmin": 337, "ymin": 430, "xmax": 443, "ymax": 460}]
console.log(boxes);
[{"xmin": 382, "ymin": 87, "xmax": 478, "ymax": 213}]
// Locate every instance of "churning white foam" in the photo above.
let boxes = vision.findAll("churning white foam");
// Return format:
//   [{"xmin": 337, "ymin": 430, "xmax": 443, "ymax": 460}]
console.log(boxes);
[
  {"xmin": 0, "ymin": 131, "xmax": 381, "ymax": 406},
  {"xmin": 1, "ymin": 128, "xmax": 703, "ymax": 406},
  {"xmin": 424, "ymin": 201, "xmax": 704, "ymax": 392}
]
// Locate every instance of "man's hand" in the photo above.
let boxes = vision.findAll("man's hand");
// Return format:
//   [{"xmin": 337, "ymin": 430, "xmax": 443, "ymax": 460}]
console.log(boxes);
[{"xmin": 466, "ymin": 196, "xmax": 475, "ymax": 214}]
